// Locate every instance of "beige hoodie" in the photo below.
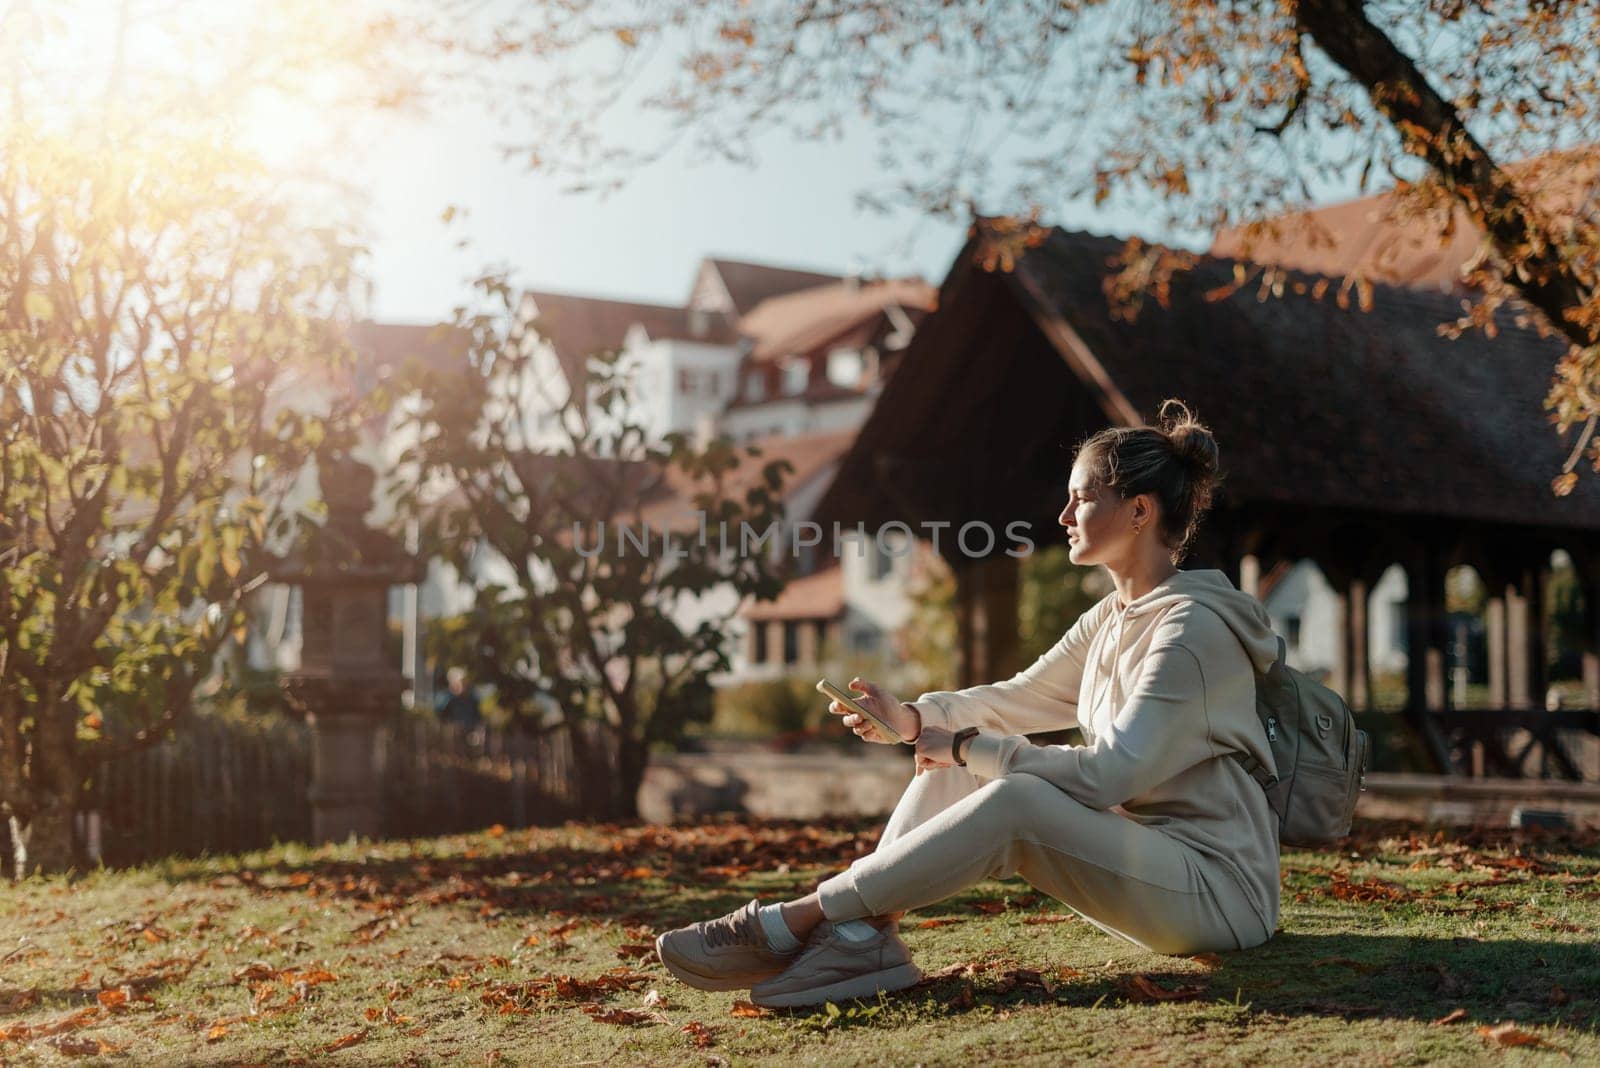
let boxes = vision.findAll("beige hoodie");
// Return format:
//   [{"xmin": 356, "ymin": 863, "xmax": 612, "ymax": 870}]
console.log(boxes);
[{"xmin": 911, "ymin": 568, "xmax": 1282, "ymax": 939}]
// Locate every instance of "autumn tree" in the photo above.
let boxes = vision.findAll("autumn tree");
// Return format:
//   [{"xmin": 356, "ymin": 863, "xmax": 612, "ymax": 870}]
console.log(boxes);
[
  {"xmin": 0, "ymin": 3, "xmax": 377, "ymax": 875},
  {"xmin": 426, "ymin": 0, "xmax": 1600, "ymax": 484},
  {"xmin": 391, "ymin": 277, "xmax": 793, "ymax": 819}
]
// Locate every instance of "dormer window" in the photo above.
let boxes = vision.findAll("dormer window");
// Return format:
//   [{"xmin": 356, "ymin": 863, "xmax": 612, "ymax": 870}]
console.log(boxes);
[{"xmin": 783, "ymin": 359, "xmax": 809, "ymax": 396}]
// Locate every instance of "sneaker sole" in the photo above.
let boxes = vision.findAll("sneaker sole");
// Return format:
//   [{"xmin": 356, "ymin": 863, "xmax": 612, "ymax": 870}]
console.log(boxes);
[
  {"xmin": 750, "ymin": 961, "xmax": 923, "ymax": 1008},
  {"xmin": 654, "ymin": 932, "xmax": 781, "ymax": 992}
]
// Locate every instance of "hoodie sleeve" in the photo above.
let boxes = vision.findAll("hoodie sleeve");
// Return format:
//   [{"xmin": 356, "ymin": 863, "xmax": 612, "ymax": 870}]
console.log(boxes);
[
  {"xmin": 960, "ymin": 604, "xmax": 1233, "ymax": 806},
  {"xmin": 911, "ymin": 593, "xmax": 1113, "ymax": 739}
]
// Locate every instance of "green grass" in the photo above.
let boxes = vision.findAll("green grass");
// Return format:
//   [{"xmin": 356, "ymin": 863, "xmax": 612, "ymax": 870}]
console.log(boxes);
[{"xmin": 1, "ymin": 816, "xmax": 1597, "ymax": 1065}]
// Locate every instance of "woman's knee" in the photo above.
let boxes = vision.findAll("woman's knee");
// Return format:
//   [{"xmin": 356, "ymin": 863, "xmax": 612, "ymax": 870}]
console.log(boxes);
[{"xmin": 967, "ymin": 772, "xmax": 1063, "ymax": 828}]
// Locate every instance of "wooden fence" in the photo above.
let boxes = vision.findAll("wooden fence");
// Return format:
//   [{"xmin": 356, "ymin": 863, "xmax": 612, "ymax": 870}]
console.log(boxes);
[{"xmin": 55, "ymin": 714, "xmax": 607, "ymax": 869}]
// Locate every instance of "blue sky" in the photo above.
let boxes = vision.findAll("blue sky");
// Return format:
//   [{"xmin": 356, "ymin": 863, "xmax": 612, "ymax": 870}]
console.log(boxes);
[{"xmin": 352, "ymin": 93, "xmax": 1172, "ymax": 325}]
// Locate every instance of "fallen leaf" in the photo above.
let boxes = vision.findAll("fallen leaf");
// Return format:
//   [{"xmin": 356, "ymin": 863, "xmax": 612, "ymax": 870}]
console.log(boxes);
[
  {"xmin": 323, "ymin": 1028, "xmax": 370, "ymax": 1052},
  {"xmin": 206, "ymin": 1024, "xmax": 229, "ymax": 1043},
  {"xmin": 1477, "ymin": 1022, "xmax": 1548, "ymax": 1048},
  {"xmin": 1188, "ymin": 953, "xmax": 1223, "ymax": 968},
  {"xmin": 1118, "ymin": 975, "xmax": 1206, "ymax": 1003},
  {"xmin": 1021, "ymin": 914, "xmax": 1075, "ymax": 925},
  {"xmin": 916, "ymin": 918, "xmax": 962, "ymax": 929},
  {"xmin": 1433, "ymin": 1007, "xmax": 1469, "ymax": 1026},
  {"xmin": 730, "ymin": 1000, "xmax": 769, "ymax": 1018},
  {"xmin": 488, "ymin": 824, "xmax": 506, "ymax": 837},
  {"xmin": 616, "ymin": 943, "xmax": 654, "ymax": 960},
  {"xmin": 582, "ymin": 1005, "xmax": 667, "ymax": 1025},
  {"xmin": 681, "ymin": 1020, "xmax": 717, "ymax": 1048}
]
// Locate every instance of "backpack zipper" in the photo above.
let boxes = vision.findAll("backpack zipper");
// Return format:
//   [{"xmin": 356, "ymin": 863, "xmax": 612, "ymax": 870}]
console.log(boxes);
[{"xmin": 1266, "ymin": 715, "xmax": 1278, "ymax": 742}]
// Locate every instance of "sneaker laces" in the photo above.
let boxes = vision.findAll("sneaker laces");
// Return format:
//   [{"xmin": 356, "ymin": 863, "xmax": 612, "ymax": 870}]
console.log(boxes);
[{"xmin": 703, "ymin": 907, "xmax": 761, "ymax": 949}]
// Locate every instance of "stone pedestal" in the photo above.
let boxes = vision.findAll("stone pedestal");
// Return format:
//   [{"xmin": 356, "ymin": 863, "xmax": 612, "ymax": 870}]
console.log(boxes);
[
  {"xmin": 270, "ymin": 450, "xmax": 418, "ymax": 845},
  {"xmin": 283, "ymin": 677, "xmax": 399, "ymax": 843}
]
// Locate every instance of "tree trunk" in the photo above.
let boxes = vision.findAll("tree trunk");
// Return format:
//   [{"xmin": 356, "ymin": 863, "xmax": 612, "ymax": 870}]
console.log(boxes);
[
  {"xmin": 8, "ymin": 786, "xmax": 77, "ymax": 878},
  {"xmin": 612, "ymin": 735, "xmax": 647, "ymax": 821},
  {"xmin": 1294, "ymin": 0, "xmax": 1596, "ymax": 351}
]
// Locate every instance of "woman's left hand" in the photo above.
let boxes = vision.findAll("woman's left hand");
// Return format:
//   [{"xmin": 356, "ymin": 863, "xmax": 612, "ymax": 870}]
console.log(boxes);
[{"xmin": 913, "ymin": 724, "xmax": 960, "ymax": 776}]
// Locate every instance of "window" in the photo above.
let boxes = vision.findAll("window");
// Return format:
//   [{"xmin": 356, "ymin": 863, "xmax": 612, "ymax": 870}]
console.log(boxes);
[
  {"xmin": 744, "ymin": 374, "xmax": 766, "ymax": 403},
  {"xmin": 1285, "ymin": 615, "xmax": 1302, "ymax": 649},
  {"xmin": 678, "ymin": 368, "xmax": 696, "ymax": 394},
  {"xmin": 753, "ymin": 621, "xmax": 769, "ymax": 663},
  {"xmin": 870, "ymin": 535, "xmax": 895, "ymax": 581},
  {"xmin": 782, "ymin": 621, "xmax": 799, "ymax": 665},
  {"xmin": 783, "ymin": 359, "xmax": 809, "ymax": 395},
  {"xmin": 826, "ymin": 347, "xmax": 863, "ymax": 387},
  {"xmin": 706, "ymin": 370, "xmax": 720, "ymax": 396},
  {"xmin": 849, "ymin": 627, "xmax": 880, "ymax": 655}
]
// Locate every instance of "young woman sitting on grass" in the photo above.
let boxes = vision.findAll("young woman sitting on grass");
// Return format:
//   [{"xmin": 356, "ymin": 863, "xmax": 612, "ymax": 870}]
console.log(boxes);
[{"xmin": 656, "ymin": 398, "xmax": 1282, "ymax": 1008}]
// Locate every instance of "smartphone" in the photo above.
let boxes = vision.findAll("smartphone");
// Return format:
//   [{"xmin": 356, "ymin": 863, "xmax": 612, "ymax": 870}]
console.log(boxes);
[{"xmin": 816, "ymin": 678, "xmax": 907, "ymax": 744}]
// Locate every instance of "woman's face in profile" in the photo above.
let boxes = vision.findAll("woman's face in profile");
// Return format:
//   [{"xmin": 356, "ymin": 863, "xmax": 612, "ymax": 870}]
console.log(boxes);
[{"xmin": 1059, "ymin": 458, "xmax": 1131, "ymax": 566}]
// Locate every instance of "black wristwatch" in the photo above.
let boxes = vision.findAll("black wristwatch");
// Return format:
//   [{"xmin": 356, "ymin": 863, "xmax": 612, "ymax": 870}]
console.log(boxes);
[{"xmin": 952, "ymin": 727, "xmax": 981, "ymax": 767}]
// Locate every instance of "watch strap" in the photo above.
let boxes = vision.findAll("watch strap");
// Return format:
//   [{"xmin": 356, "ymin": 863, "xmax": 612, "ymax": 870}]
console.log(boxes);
[{"xmin": 952, "ymin": 726, "xmax": 981, "ymax": 766}]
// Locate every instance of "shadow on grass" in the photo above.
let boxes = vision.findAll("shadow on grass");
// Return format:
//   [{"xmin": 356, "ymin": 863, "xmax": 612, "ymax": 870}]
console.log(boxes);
[{"xmin": 850, "ymin": 930, "xmax": 1598, "ymax": 1033}]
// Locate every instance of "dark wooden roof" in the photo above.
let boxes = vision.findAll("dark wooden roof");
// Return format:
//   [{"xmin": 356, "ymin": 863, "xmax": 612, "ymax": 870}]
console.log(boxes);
[{"xmin": 816, "ymin": 226, "xmax": 1600, "ymax": 541}]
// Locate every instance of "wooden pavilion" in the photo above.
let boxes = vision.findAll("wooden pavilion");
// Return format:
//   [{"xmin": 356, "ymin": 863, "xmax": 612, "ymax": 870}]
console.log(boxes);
[{"xmin": 814, "ymin": 222, "xmax": 1600, "ymax": 779}]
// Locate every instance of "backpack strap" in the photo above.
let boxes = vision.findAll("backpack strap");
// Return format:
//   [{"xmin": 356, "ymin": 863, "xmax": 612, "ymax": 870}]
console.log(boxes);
[{"xmin": 1232, "ymin": 752, "xmax": 1278, "ymax": 790}]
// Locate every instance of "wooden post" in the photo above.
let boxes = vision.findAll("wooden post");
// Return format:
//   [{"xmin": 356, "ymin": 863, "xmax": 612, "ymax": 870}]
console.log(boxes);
[
  {"xmin": 955, "ymin": 553, "xmax": 1021, "ymax": 688},
  {"xmin": 1507, "ymin": 576, "xmax": 1532, "ymax": 710},
  {"xmin": 1486, "ymin": 592, "xmax": 1508, "ymax": 708},
  {"xmin": 1329, "ymin": 581, "xmax": 1351, "ymax": 702},
  {"xmin": 1239, "ymin": 553, "xmax": 1261, "ymax": 599},
  {"xmin": 797, "ymin": 617, "xmax": 818, "ymax": 665},
  {"xmin": 1349, "ymin": 575, "xmax": 1372, "ymax": 711},
  {"xmin": 1583, "ymin": 574, "xmax": 1600, "ymax": 710}
]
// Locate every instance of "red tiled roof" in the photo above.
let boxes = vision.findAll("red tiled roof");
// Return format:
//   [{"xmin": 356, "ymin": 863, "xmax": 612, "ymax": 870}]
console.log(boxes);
[
  {"xmin": 704, "ymin": 258, "xmax": 842, "ymax": 316},
  {"xmin": 742, "ymin": 563, "xmax": 845, "ymax": 621},
  {"xmin": 739, "ymin": 277, "xmax": 938, "ymax": 360},
  {"xmin": 522, "ymin": 291, "xmax": 736, "ymax": 389},
  {"xmin": 635, "ymin": 427, "xmax": 856, "ymax": 530},
  {"xmin": 1211, "ymin": 147, "xmax": 1600, "ymax": 290}
]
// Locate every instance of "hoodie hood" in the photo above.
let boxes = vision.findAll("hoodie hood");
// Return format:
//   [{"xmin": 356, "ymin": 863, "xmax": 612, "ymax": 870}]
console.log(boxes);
[{"xmin": 1116, "ymin": 568, "xmax": 1282, "ymax": 675}]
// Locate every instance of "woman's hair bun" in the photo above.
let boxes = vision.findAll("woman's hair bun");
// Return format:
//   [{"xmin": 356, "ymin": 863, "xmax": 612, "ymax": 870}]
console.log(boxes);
[{"xmin": 1156, "ymin": 397, "xmax": 1218, "ymax": 476}]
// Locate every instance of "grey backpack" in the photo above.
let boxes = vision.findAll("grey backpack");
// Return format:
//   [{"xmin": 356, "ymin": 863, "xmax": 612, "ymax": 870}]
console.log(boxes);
[{"xmin": 1232, "ymin": 635, "xmax": 1370, "ymax": 847}]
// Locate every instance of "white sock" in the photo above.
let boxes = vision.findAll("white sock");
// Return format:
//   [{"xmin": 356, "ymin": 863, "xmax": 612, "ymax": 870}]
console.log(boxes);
[
  {"xmin": 756, "ymin": 903, "xmax": 802, "ymax": 952},
  {"xmin": 833, "ymin": 919, "xmax": 882, "ymax": 942}
]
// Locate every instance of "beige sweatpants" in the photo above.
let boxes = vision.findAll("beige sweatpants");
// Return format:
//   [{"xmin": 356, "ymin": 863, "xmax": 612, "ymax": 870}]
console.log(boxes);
[{"xmin": 814, "ymin": 764, "xmax": 1273, "ymax": 955}]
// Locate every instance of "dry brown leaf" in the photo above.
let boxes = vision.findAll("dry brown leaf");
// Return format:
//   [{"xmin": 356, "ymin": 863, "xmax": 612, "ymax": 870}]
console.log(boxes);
[
  {"xmin": 615, "ymin": 943, "xmax": 654, "ymax": 960},
  {"xmin": 323, "ymin": 1028, "xmax": 370, "ymax": 1052},
  {"xmin": 49, "ymin": 1036, "xmax": 124, "ymax": 1057},
  {"xmin": 1477, "ymin": 1022, "xmax": 1548, "ymax": 1048},
  {"xmin": 916, "ymin": 918, "xmax": 962, "ymax": 929},
  {"xmin": 730, "ymin": 999, "xmax": 769, "ymax": 1018},
  {"xmin": 681, "ymin": 1020, "xmax": 717, "ymax": 1048},
  {"xmin": 1021, "ymin": 914, "xmax": 1075, "ymax": 925},
  {"xmin": 206, "ymin": 1023, "xmax": 229, "ymax": 1043},
  {"xmin": 582, "ymin": 1004, "xmax": 667, "ymax": 1025},
  {"xmin": 1118, "ymin": 974, "xmax": 1207, "ymax": 1003},
  {"xmin": 1188, "ymin": 953, "xmax": 1224, "ymax": 968},
  {"xmin": 1432, "ymin": 1007, "xmax": 1469, "ymax": 1026}
]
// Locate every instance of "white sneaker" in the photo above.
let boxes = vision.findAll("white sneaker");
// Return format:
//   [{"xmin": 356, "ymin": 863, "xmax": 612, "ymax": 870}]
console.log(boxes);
[{"xmin": 749, "ymin": 920, "xmax": 922, "ymax": 1008}]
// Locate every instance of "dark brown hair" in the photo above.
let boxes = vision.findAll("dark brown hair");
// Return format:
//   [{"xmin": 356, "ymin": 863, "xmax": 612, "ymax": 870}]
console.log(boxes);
[{"xmin": 1075, "ymin": 398, "xmax": 1222, "ymax": 563}]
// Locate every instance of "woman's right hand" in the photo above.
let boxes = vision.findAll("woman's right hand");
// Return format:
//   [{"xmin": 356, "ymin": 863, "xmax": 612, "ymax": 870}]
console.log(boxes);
[{"xmin": 828, "ymin": 677, "xmax": 921, "ymax": 745}]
